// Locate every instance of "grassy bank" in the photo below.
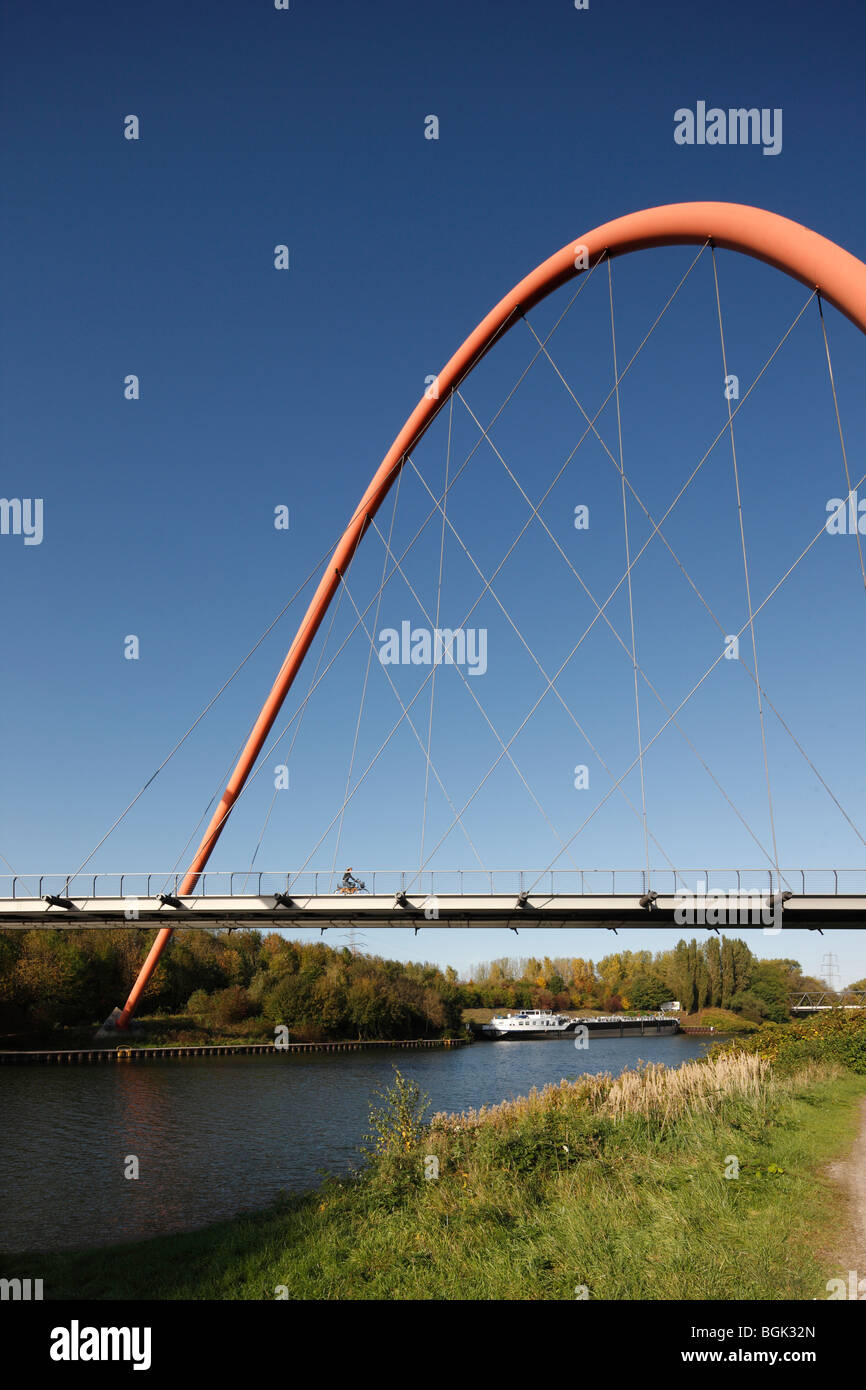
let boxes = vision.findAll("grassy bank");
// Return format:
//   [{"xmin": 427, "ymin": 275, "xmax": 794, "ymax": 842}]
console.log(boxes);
[
  {"xmin": 679, "ymin": 1007, "xmax": 755, "ymax": 1033},
  {"xmin": 6, "ymin": 1050, "xmax": 864, "ymax": 1300}
]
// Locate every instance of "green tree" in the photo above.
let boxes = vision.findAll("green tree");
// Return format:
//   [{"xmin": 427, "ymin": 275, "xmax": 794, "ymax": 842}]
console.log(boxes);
[
  {"xmin": 748, "ymin": 962, "xmax": 790, "ymax": 1023},
  {"xmin": 729, "ymin": 990, "xmax": 766, "ymax": 1022},
  {"xmin": 721, "ymin": 938, "xmax": 734, "ymax": 1008},
  {"xmin": 705, "ymin": 935, "xmax": 721, "ymax": 1007},
  {"xmin": 629, "ymin": 973, "xmax": 670, "ymax": 1010}
]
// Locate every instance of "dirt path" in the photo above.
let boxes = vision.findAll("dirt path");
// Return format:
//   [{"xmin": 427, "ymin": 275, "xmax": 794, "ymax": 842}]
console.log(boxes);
[{"xmin": 827, "ymin": 1095, "xmax": 866, "ymax": 1276}]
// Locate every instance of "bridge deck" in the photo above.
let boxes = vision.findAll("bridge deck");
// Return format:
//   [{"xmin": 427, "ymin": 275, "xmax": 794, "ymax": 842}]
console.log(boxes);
[{"xmin": 1, "ymin": 892, "xmax": 864, "ymax": 930}]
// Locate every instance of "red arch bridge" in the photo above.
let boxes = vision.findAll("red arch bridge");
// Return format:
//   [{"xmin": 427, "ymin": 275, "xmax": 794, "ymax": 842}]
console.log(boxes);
[{"xmin": 6, "ymin": 201, "xmax": 866, "ymax": 1029}]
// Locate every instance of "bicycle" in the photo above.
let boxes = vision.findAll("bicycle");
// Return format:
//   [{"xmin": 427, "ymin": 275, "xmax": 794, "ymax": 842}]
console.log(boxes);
[{"xmin": 336, "ymin": 876, "xmax": 367, "ymax": 895}]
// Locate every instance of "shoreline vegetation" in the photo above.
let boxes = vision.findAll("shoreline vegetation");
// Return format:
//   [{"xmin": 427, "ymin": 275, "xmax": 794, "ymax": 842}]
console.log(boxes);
[
  {"xmin": 5, "ymin": 1011, "xmax": 866, "ymax": 1300},
  {"xmin": 0, "ymin": 926, "xmax": 836, "ymax": 1050},
  {"xmin": 0, "ymin": 1005, "xmax": 753, "ymax": 1055},
  {"xmin": 0, "ymin": 933, "xmax": 467, "ymax": 1049}
]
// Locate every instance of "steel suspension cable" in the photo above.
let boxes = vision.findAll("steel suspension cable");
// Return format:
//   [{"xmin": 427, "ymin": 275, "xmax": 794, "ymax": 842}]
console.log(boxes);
[
  {"xmin": 364, "ymin": 512, "xmax": 583, "ymax": 877},
  {"xmin": 244, "ymin": 573, "xmax": 350, "ymax": 892},
  {"xmin": 519, "ymin": 292, "xmax": 818, "ymax": 681},
  {"xmin": 419, "ymin": 298, "xmax": 824, "ymax": 888},
  {"xmin": 163, "ymin": 462, "xmax": 505, "ymax": 887},
  {"xmin": 449, "ymin": 389, "xmax": 781, "ymax": 880},
  {"xmin": 65, "ymin": 528, "xmax": 379, "ymax": 883},
  {"xmin": 288, "ymin": 466, "xmax": 611, "ymax": 887},
  {"xmin": 525, "ymin": 463, "xmax": 866, "ymax": 895},
  {"xmin": 334, "ymin": 572, "xmax": 488, "ymax": 869},
  {"xmin": 608, "ymin": 258, "xmax": 651, "ymax": 882},
  {"xmin": 332, "ymin": 466, "xmax": 406, "ymax": 880},
  {"xmin": 158, "ymin": 740, "xmax": 251, "ymax": 898},
  {"xmin": 404, "ymin": 461, "xmax": 693, "ymax": 888},
  {"xmin": 419, "ymin": 392, "xmax": 453, "ymax": 871},
  {"xmin": 406, "ymin": 455, "xmax": 772, "ymax": 887},
  {"xmin": 818, "ymin": 293, "xmax": 866, "ymax": 595},
  {"xmin": 514, "ymin": 317, "xmax": 809, "ymax": 870},
  {"xmin": 162, "ymin": 584, "xmax": 353, "ymax": 899},
  {"xmin": 520, "ymin": 293, "xmax": 866, "ymax": 852},
  {"xmin": 712, "ymin": 246, "xmax": 781, "ymax": 894},
  {"xmin": 0, "ymin": 852, "xmax": 37, "ymax": 899}
]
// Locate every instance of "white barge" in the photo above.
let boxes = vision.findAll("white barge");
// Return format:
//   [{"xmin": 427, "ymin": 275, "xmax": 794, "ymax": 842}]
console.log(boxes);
[{"xmin": 481, "ymin": 1008, "xmax": 575, "ymax": 1039}]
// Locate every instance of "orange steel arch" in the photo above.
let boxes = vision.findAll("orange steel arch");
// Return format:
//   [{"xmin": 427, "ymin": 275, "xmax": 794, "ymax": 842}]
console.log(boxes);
[{"xmin": 115, "ymin": 201, "xmax": 866, "ymax": 1028}]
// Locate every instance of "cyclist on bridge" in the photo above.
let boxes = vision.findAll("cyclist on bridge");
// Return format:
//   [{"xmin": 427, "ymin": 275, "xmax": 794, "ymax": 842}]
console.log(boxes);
[{"xmin": 341, "ymin": 867, "xmax": 360, "ymax": 893}]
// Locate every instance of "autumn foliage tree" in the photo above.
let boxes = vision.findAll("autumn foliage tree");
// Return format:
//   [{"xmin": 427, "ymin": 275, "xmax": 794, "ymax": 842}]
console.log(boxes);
[{"xmin": 0, "ymin": 928, "xmax": 465, "ymax": 1041}]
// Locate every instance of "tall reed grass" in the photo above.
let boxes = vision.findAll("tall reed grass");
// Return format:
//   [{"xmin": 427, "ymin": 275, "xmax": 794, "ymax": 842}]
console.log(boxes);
[{"xmin": 430, "ymin": 1050, "xmax": 769, "ymax": 1137}]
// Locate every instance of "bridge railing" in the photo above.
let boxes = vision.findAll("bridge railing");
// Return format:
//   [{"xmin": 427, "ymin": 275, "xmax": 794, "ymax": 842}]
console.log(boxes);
[{"xmin": 4, "ymin": 868, "xmax": 866, "ymax": 900}]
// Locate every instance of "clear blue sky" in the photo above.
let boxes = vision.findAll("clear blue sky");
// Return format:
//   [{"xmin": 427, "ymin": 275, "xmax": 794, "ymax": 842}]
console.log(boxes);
[{"xmin": 2, "ymin": 0, "xmax": 866, "ymax": 983}]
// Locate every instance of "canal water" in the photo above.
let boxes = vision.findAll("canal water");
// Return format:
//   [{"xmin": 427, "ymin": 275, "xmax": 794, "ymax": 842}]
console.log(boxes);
[{"xmin": 0, "ymin": 1033, "xmax": 722, "ymax": 1252}]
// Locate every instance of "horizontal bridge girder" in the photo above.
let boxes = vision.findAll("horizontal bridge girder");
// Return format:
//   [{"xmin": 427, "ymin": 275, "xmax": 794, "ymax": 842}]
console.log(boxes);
[
  {"xmin": 790, "ymin": 1004, "xmax": 866, "ymax": 1011},
  {"xmin": 1, "ymin": 893, "xmax": 865, "ymax": 930}
]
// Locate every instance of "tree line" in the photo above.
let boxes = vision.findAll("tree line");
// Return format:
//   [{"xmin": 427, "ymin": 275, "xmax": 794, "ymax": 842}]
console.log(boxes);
[
  {"xmin": 0, "ymin": 928, "xmax": 464, "ymax": 1041},
  {"xmin": 461, "ymin": 941, "xmax": 843, "ymax": 1022},
  {"xmin": 1, "ymin": 928, "xmax": 856, "ymax": 1038}
]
